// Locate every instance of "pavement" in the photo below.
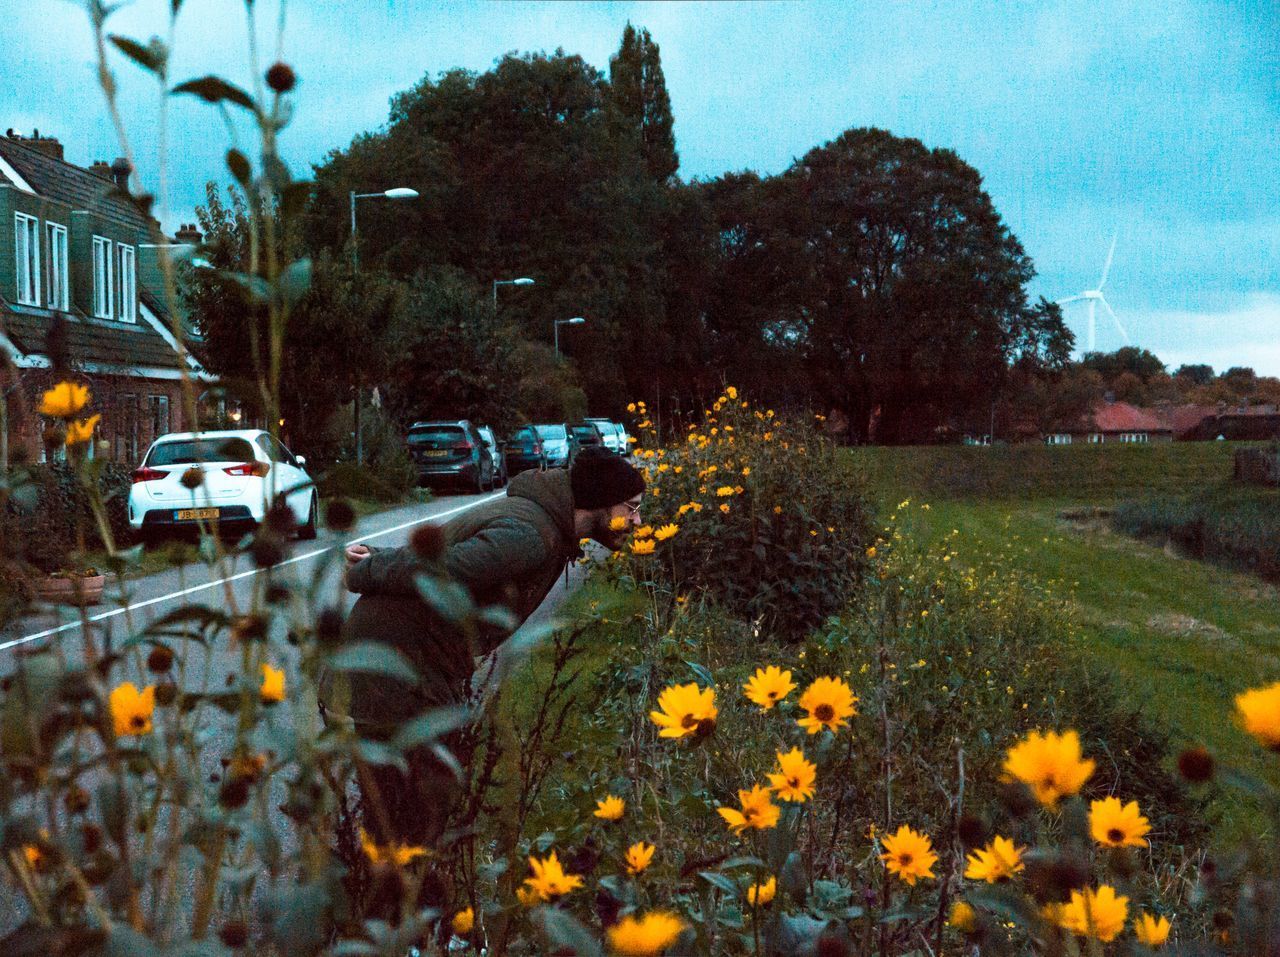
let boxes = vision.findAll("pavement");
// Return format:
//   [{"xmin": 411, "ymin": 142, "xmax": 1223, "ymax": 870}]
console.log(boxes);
[{"xmin": 0, "ymin": 487, "xmax": 595, "ymax": 935}]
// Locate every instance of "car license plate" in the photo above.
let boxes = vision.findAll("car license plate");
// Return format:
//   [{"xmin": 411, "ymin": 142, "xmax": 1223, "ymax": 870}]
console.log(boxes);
[
  {"xmin": 175, "ymin": 508, "xmax": 219, "ymax": 521},
  {"xmin": 423, "ymin": 449, "xmax": 449, "ymax": 457}
]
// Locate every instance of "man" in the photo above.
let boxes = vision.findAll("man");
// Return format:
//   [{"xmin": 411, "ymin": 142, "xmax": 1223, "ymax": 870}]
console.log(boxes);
[{"xmin": 322, "ymin": 446, "xmax": 646, "ymax": 848}]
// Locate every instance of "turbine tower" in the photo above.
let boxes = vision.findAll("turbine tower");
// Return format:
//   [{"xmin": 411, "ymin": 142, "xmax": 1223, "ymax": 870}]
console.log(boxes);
[{"xmin": 1057, "ymin": 235, "xmax": 1129, "ymax": 353}]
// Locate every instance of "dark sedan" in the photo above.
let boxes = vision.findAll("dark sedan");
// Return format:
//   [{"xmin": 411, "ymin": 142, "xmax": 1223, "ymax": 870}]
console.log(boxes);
[{"xmin": 503, "ymin": 426, "xmax": 548, "ymax": 475}]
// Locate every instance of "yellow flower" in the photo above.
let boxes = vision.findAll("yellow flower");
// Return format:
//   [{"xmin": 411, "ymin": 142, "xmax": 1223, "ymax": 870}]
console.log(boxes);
[
  {"xmin": 880, "ymin": 824, "xmax": 937, "ymax": 886},
  {"xmin": 763, "ymin": 431, "xmax": 773, "ymax": 441},
  {"xmin": 260, "ymin": 663, "xmax": 286, "ymax": 703},
  {"xmin": 360, "ymin": 828, "xmax": 429, "ymax": 867},
  {"xmin": 38, "ymin": 380, "xmax": 89, "ymax": 418},
  {"xmin": 524, "ymin": 851, "xmax": 584, "ymax": 902},
  {"xmin": 594, "ymin": 795, "xmax": 626, "ymax": 821},
  {"xmin": 948, "ymin": 900, "xmax": 977, "ymax": 933},
  {"xmin": 516, "ymin": 885, "xmax": 540, "ymax": 908},
  {"xmin": 1002, "ymin": 730, "xmax": 1094, "ymax": 807},
  {"xmin": 1235, "ymin": 681, "xmax": 1280, "ymax": 749},
  {"xmin": 649, "ymin": 682, "xmax": 718, "ymax": 739},
  {"xmin": 635, "ymin": 524, "xmax": 654, "ymax": 538},
  {"xmin": 21, "ymin": 829, "xmax": 51, "ymax": 872},
  {"xmin": 1089, "ymin": 797, "xmax": 1150, "ymax": 848},
  {"xmin": 625, "ymin": 840, "xmax": 655, "ymax": 875},
  {"xmin": 716, "ymin": 485, "xmax": 734, "ymax": 497},
  {"xmin": 719, "ymin": 503, "xmax": 730, "ymax": 514},
  {"xmin": 630, "ymin": 539, "xmax": 657, "ymax": 556},
  {"xmin": 606, "ymin": 911, "xmax": 685, "ymax": 956},
  {"xmin": 1134, "ymin": 912, "xmax": 1171, "ymax": 948},
  {"xmin": 610, "ymin": 516, "xmax": 630, "ymax": 531},
  {"xmin": 653, "ymin": 523, "xmax": 679, "ymax": 541},
  {"xmin": 865, "ymin": 546, "xmax": 877, "ymax": 558},
  {"xmin": 746, "ymin": 875, "xmax": 775, "ymax": 907},
  {"xmin": 110, "ymin": 682, "xmax": 156, "ymax": 737},
  {"xmin": 773, "ymin": 505, "xmax": 782, "ymax": 514},
  {"xmin": 796, "ymin": 676, "xmax": 858, "ymax": 734},
  {"xmin": 1055, "ymin": 885, "xmax": 1129, "ymax": 942},
  {"xmin": 65, "ymin": 414, "xmax": 101, "ymax": 446},
  {"xmin": 726, "ymin": 386, "xmax": 738, "ymax": 399},
  {"xmin": 743, "ymin": 665, "xmax": 797, "ymax": 711},
  {"xmin": 768, "ymin": 747, "xmax": 817, "ymax": 802},
  {"xmin": 452, "ymin": 907, "xmax": 474, "ymax": 935},
  {"xmin": 717, "ymin": 784, "xmax": 780, "ymax": 834},
  {"xmin": 964, "ymin": 836, "xmax": 1025, "ymax": 883},
  {"xmin": 627, "ymin": 403, "xmax": 637, "ymax": 412}
]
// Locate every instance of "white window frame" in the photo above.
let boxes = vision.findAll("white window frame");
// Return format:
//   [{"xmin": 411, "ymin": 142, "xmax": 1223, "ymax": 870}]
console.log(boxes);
[
  {"xmin": 93, "ymin": 236, "xmax": 114, "ymax": 319},
  {"xmin": 117, "ymin": 243, "xmax": 137, "ymax": 323},
  {"xmin": 14, "ymin": 212, "xmax": 40, "ymax": 306},
  {"xmin": 46, "ymin": 222, "xmax": 68, "ymax": 311}
]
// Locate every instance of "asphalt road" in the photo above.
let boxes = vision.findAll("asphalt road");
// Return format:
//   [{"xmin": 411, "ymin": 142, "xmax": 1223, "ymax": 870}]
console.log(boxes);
[{"xmin": 0, "ymin": 487, "xmax": 594, "ymax": 935}]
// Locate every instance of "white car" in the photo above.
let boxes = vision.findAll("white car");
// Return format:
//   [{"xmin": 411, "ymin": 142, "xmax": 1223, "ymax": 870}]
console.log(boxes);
[
  {"xmin": 127, "ymin": 429, "xmax": 318, "ymax": 542},
  {"xmin": 584, "ymin": 418, "xmax": 627, "ymax": 455}
]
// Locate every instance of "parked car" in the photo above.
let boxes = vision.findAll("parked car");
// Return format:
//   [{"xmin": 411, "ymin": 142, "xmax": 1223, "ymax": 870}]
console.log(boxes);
[
  {"xmin": 503, "ymin": 425, "xmax": 548, "ymax": 476},
  {"xmin": 534, "ymin": 423, "xmax": 578, "ymax": 468},
  {"xmin": 128, "ymin": 429, "xmax": 317, "ymax": 542},
  {"xmin": 406, "ymin": 420, "xmax": 496, "ymax": 493},
  {"xmin": 584, "ymin": 418, "xmax": 629, "ymax": 455},
  {"xmin": 476, "ymin": 426, "xmax": 508, "ymax": 487},
  {"xmin": 569, "ymin": 422, "xmax": 606, "ymax": 454}
]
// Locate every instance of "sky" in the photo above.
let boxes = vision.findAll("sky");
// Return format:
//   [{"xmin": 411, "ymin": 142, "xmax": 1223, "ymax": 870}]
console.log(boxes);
[{"xmin": 3, "ymin": 0, "xmax": 1278, "ymax": 374}]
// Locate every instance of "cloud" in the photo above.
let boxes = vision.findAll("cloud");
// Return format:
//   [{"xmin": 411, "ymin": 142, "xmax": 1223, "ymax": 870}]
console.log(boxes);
[{"xmin": 1135, "ymin": 293, "xmax": 1280, "ymax": 376}]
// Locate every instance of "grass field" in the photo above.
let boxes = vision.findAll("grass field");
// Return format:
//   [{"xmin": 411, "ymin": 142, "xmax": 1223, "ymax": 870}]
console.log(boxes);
[{"xmin": 847, "ymin": 441, "xmax": 1280, "ymax": 840}]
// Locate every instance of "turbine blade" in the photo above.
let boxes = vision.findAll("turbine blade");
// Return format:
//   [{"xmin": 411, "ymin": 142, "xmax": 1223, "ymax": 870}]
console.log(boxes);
[
  {"xmin": 1098, "ymin": 233, "xmax": 1117, "ymax": 290},
  {"xmin": 1056, "ymin": 295, "xmax": 1088, "ymax": 305},
  {"xmin": 1101, "ymin": 297, "xmax": 1129, "ymax": 343}
]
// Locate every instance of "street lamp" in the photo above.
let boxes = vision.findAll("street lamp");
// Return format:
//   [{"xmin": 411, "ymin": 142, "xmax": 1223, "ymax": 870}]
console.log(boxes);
[
  {"xmin": 349, "ymin": 186, "xmax": 418, "ymax": 463},
  {"xmin": 554, "ymin": 316, "xmax": 586, "ymax": 357},
  {"xmin": 492, "ymin": 276, "xmax": 535, "ymax": 311}
]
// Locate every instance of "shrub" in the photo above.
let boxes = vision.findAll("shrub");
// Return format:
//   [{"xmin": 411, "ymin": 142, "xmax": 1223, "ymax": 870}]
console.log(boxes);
[
  {"xmin": 625, "ymin": 391, "xmax": 873, "ymax": 641},
  {"xmin": 316, "ymin": 459, "xmax": 416, "ymax": 504},
  {"xmin": 2, "ymin": 461, "xmax": 131, "ymax": 574}
]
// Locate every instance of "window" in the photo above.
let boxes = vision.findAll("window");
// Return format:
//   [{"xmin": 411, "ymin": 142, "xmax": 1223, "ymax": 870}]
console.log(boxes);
[
  {"xmin": 147, "ymin": 395, "xmax": 170, "ymax": 443},
  {"xmin": 116, "ymin": 393, "xmax": 141, "ymax": 463},
  {"xmin": 14, "ymin": 212, "xmax": 40, "ymax": 305},
  {"xmin": 46, "ymin": 223, "xmax": 68, "ymax": 311},
  {"xmin": 1046, "ymin": 434, "xmax": 1072, "ymax": 445},
  {"xmin": 147, "ymin": 437, "xmax": 256, "ymax": 467},
  {"xmin": 117, "ymin": 243, "xmax": 137, "ymax": 322},
  {"xmin": 92, "ymin": 236, "xmax": 113, "ymax": 319}
]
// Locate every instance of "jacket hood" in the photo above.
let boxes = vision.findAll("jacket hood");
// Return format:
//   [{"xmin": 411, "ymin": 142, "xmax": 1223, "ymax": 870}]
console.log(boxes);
[{"xmin": 506, "ymin": 467, "xmax": 576, "ymax": 544}]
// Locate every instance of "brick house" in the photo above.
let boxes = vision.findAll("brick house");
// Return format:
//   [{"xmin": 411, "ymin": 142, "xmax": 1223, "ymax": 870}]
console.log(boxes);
[
  {"xmin": 0, "ymin": 130, "xmax": 207, "ymax": 468},
  {"xmin": 1043, "ymin": 400, "xmax": 1173, "ymax": 445}
]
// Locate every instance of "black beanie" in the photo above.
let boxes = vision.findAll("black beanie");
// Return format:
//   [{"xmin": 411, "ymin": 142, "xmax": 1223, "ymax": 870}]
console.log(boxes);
[{"xmin": 570, "ymin": 446, "xmax": 646, "ymax": 510}]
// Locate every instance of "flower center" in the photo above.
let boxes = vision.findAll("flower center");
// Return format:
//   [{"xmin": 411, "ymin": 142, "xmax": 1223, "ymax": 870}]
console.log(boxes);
[
  {"xmin": 1107, "ymin": 828, "xmax": 1124, "ymax": 844},
  {"xmin": 814, "ymin": 704, "xmax": 835, "ymax": 722},
  {"xmin": 129, "ymin": 714, "xmax": 146, "ymax": 730},
  {"xmin": 681, "ymin": 713, "xmax": 699, "ymax": 729},
  {"xmin": 788, "ymin": 777, "xmax": 800, "ymax": 788},
  {"xmin": 899, "ymin": 852, "xmax": 913, "ymax": 866}
]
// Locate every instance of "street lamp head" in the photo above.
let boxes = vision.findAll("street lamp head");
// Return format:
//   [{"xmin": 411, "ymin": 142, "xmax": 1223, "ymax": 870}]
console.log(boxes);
[
  {"xmin": 383, "ymin": 187, "xmax": 419, "ymax": 200},
  {"xmin": 514, "ymin": 277, "xmax": 535, "ymax": 286},
  {"xmin": 568, "ymin": 316, "xmax": 586, "ymax": 325}
]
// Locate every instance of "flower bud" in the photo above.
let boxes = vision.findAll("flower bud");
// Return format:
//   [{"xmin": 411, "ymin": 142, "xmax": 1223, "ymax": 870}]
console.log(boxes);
[
  {"xmin": 325, "ymin": 498, "xmax": 355, "ymax": 532},
  {"xmin": 219, "ymin": 919, "xmax": 250, "ymax": 948},
  {"xmin": 180, "ymin": 467, "xmax": 204, "ymax": 490},
  {"xmin": 1177, "ymin": 746, "xmax": 1215, "ymax": 783},
  {"xmin": 265, "ymin": 62, "xmax": 296, "ymax": 93},
  {"xmin": 411, "ymin": 524, "xmax": 445, "ymax": 560},
  {"xmin": 146, "ymin": 645, "xmax": 174, "ymax": 673}
]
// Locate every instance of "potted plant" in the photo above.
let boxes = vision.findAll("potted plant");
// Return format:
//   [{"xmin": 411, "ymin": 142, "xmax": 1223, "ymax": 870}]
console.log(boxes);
[{"xmin": 32, "ymin": 566, "xmax": 105, "ymax": 606}]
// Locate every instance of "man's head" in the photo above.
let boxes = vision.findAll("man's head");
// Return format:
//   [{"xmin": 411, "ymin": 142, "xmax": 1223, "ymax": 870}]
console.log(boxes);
[{"xmin": 570, "ymin": 446, "xmax": 646, "ymax": 550}]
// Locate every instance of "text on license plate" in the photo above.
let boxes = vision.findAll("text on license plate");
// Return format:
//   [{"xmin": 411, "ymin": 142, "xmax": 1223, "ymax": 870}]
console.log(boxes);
[
  {"xmin": 175, "ymin": 508, "xmax": 220, "ymax": 521},
  {"xmin": 423, "ymin": 449, "xmax": 449, "ymax": 457}
]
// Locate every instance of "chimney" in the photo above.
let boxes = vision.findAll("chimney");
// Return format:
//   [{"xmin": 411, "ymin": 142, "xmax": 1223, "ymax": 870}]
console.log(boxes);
[
  {"xmin": 89, "ymin": 160, "xmax": 113, "ymax": 181},
  {"xmin": 4, "ymin": 128, "xmax": 65, "ymax": 161},
  {"xmin": 110, "ymin": 156, "xmax": 132, "ymax": 191},
  {"xmin": 174, "ymin": 223, "xmax": 203, "ymax": 245}
]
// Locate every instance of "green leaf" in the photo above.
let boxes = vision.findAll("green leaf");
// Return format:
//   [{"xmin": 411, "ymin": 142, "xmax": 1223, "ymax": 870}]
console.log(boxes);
[
  {"xmin": 414, "ymin": 572, "xmax": 474, "ymax": 623},
  {"xmin": 226, "ymin": 149, "xmax": 252, "ymax": 186},
  {"xmin": 108, "ymin": 34, "xmax": 167, "ymax": 76},
  {"xmin": 781, "ymin": 850, "xmax": 808, "ymax": 903},
  {"xmin": 392, "ymin": 705, "xmax": 475, "ymax": 750},
  {"xmin": 533, "ymin": 906, "xmax": 603, "ymax": 957},
  {"xmin": 698, "ymin": 870, "xmax": 740, "ymax": 897},
  {"xmin": 96, "ymin": 780, "xmax": 129, "ymax": 846},
  {"xmin": 327, "ymin": 643, "xmax": 418, "ymax": 685},
  {"xmin": 171, "ymin": 75, "xmax": 256, "ymax": 111},
  {"xmin": 278, "ymin": 258, "xmax": 312, "ymax": 309},
  {"xmin": 685, "ymin": 660, "xmax": 715, "ymax": 687}
]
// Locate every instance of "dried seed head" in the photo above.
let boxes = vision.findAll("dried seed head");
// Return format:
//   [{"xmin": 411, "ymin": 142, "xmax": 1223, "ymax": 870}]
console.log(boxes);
[
  {"xmin": 410, "ymin": 524, "xmax": 445, "ymax": 560},
  {"xmin": 146, "ymin": 645, "xmax": 174, "ymax": 673},
  {"xmin": 325, "ymin": 498, "xmax": 356, "ymax": 532},
  {"xmin": 1178, "ymin": 746, "xmax": 1215, "ymax": 783},
  {"xmin": 265, "ymin": 62, "xmax": 296, "ymax": 93}
]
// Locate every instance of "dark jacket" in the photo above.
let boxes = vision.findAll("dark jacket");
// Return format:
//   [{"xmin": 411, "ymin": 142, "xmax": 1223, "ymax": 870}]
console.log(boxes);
[{"xmin": 322, "ymin": 468, "xmax": 580, "ymax": 730}]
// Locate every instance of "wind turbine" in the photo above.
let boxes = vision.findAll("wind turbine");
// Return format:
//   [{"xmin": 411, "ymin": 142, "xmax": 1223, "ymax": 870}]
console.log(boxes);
[{"xmin": 1057, "ymin": 235, "xmax": 1129, "ymax": 353}]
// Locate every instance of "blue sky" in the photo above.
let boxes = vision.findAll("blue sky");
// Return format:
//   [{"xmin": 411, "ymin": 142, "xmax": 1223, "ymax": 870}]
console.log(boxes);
[{"xmin": 4, "ymin": 0, "xmax": 1278, "ymax": 373}]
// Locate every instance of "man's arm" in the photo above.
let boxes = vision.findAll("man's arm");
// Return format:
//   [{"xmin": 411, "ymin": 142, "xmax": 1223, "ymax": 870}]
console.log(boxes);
[
  {"xmin": 345, "ymin": 544, "xmax": 422, "ymax": 596},
  {"xmin": 443, "ymin": 518, "xmax": 551, "ymax": 592}
]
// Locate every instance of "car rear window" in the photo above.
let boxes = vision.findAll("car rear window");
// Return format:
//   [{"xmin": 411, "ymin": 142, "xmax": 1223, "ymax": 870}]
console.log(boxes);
[
  {"xmin": 571, "ymin": 425, "xmax": 600, "ymax": 439},
  {"xmin": 511, "ymin": 428, "xmax": 535, "ymax": 442},
  {"xmin": 408, "ymin": 427, "xmax": 465, "ymax": 445},
  {"xmin": 535, "ymin": 425, "xmax": 567, "ymax": 440},
  {"xmin": 147, "ymin": 438, "xmax": 256, "ymax": 466}
]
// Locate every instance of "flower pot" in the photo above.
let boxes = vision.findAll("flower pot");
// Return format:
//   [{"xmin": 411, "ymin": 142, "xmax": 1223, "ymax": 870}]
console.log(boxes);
[{"xmin": 34, "ymin": 574, "xmax": 105, "ymax": 607}]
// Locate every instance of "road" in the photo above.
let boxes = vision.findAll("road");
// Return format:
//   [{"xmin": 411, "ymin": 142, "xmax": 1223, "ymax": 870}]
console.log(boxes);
[{"xmin": 0, "ymin": 488, "xmax": 595, "ymax": 934}]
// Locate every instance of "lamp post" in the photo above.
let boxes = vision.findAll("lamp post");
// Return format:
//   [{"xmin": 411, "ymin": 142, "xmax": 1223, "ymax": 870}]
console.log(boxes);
[
  {"xmin": 492, "ymin": 276, "xmax": 535, "ymax": 311},
  {"xmin": 554, "ymin": 317, "xmax": 586, "ymax": 357},
  {"xmin": 348, "ymin": 187, "xmax": 418, "ymax": 463}
]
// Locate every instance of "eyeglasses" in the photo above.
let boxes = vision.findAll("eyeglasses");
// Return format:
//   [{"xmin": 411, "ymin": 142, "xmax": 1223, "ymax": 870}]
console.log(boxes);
[{"xmin": 622, "ymin": 500, "xmax": 642, "ymax": 518}]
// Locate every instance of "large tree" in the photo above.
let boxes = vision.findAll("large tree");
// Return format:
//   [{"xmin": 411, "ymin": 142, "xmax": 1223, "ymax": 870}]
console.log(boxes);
[
  {"xmin": 608, "ymin": 23, "xmax": 679, "ymax": 184},
  {"xmin": 755, "ymin": 128, "xmax": 1060, "ymax": 443}
]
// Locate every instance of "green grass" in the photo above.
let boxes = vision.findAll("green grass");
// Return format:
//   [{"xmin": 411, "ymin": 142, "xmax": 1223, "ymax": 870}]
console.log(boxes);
[{"xmin": 849, "ymin": 442, "xmax": 1280, "ymax": 840}]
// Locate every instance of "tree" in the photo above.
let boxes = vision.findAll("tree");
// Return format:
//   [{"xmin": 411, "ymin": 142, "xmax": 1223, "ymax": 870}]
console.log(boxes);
[
  {"xmin": 1079, "ymin": 347, "xmax": 1165, "ymax": 383},
  {"xmin": 608, "ymin": 23, "xmax": 679, "ymax": 183},
  {"xmin": 1220, "ymin": 366, "xmax": 1258, "ymax": 398},
  {"xmin": 755, "ymin": 127, "xmax": 1057, "ymax": 443},
  {"xmin": 1174, "ymin": 363, "xmax": 1215, "ymax": 386}
]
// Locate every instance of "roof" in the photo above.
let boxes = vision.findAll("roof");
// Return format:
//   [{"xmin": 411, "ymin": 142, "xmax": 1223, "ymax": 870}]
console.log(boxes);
[
  {"xmin": 0, "ymin": 136, "xmax": 156, "ymax": 234},
  {"xmin": 1089, "ymin": 401, "xmax": 1169, "ymax": 433},
  {"xmin": 1153, "ymin": 404, "xmax": 1220, "ymax": 437},
  {"xmin": 1, "ymin": 298, "xmax": 183, "ymax": 370}
]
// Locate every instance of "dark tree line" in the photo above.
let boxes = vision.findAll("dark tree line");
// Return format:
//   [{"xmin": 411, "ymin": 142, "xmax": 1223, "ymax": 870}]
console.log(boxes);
[{"xmin": 189, "ymin": 23, "xmax": 1076, "ymax": 452}]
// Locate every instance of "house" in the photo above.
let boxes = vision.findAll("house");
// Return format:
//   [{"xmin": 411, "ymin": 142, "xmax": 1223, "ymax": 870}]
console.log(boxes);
[
  {"xmin": 0, "ymin": 130, "xmax": 206, "ymax": 467},
  {"xmin": 1042, "ymin": 400, "xmax": 1172, "ymax": 445},
  {"xmin": 1153, "ymin": 403, "xmax": 1222, "ymax": 441}
]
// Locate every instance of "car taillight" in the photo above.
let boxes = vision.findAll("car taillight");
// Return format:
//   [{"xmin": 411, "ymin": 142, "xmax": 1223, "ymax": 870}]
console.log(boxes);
[
  {"xmin": 132, "ymin": 467, "xmax": 167, "ymax": 484},
  {"xmin": 453, "ymin": 442, "xmax": 473, "ymax": 452},
  {"xmin": 223, "ymin": 462, "xmax": 270, "ymax": 477}
]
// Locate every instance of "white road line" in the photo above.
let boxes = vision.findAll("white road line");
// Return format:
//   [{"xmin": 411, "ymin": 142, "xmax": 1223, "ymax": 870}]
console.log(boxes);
[{"xmin": 1, "ymin": 493, "xmax": 503, "ymax": 652}]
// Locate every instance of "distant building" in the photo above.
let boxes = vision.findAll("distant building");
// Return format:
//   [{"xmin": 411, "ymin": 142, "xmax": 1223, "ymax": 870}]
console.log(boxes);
[
  {"xmin": 1043, "ymin": 400, "xmax": 1172, "ymax": 445},
  {"xmin": 0, "ymin": 129, "xmax": 207, "ymax": 467}
]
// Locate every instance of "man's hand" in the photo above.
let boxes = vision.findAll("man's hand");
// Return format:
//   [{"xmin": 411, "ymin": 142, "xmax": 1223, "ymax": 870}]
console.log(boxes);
[{"xmin": 345, "ymin": 544, "xmax": 371, "ymax": 566}]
